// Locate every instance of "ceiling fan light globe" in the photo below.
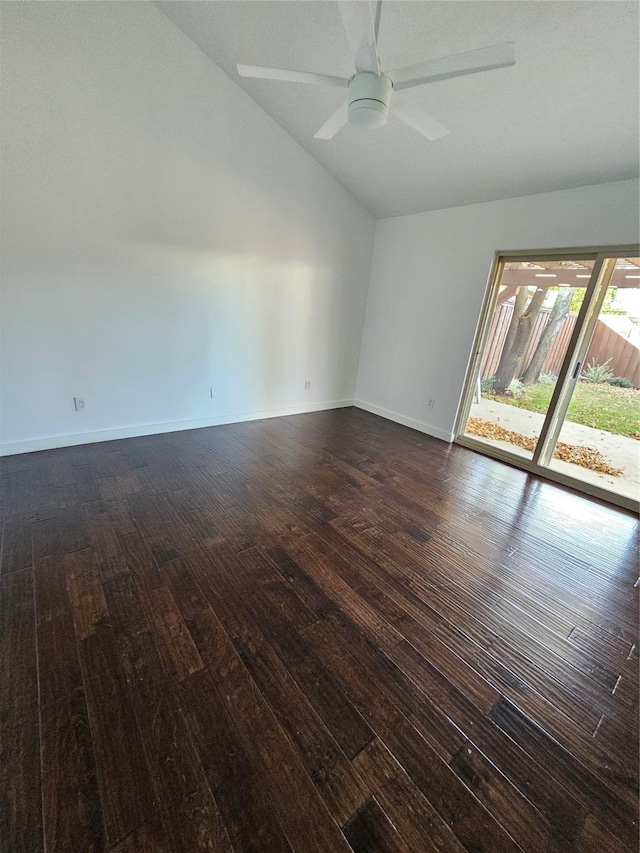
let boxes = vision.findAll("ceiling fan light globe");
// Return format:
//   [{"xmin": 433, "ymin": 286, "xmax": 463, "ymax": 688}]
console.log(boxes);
[{"xmin": 348, "ymin": 101, "xmax": 388, "ymax": 129}]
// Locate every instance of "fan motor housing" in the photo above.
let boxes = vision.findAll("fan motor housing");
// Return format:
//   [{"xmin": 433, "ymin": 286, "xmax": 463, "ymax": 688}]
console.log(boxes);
[{"xmin": 348, "ymin": 72, "xmax": 392, "ymax": 129}]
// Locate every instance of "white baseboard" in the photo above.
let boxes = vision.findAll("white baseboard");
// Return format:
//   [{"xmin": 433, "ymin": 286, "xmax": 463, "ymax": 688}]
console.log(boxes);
[
  {"xmin": 0, "ymin": 399, "xmax": 354, "ymax": 456},
  {"xmin": 354, "ymin": 399, "xmax": 454, "ymax": 444}
]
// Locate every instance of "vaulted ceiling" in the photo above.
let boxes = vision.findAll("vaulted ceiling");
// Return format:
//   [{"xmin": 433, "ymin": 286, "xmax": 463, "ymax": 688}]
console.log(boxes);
[{"xmin": 158, "ymin": 1, "xmax": 640, "ymax": 218}]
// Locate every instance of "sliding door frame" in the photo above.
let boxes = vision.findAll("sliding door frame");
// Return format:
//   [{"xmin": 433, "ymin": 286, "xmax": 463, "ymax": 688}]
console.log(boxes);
[{"xmin": 454, "ymin": 244, "xmax": 640, "ymax": 513}]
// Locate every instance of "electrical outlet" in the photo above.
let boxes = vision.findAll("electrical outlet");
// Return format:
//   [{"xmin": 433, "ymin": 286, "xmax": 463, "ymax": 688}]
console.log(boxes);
[
  {"xmin": 427, "ymin": 398, "xmax": 435, "ymax": 409},
  {"xmin": 74, "ymin": 397, "xmax": 86, "ymax": 411},
  {"xmin": 304, "ymin": 380, "xmax": 311, "ymax": 390}
]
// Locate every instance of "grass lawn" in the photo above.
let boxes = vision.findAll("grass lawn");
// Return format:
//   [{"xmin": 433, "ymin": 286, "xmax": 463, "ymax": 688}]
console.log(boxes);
[{"xmin": 488, "ymin": 382, "xmax": 640, "ymax": 437}]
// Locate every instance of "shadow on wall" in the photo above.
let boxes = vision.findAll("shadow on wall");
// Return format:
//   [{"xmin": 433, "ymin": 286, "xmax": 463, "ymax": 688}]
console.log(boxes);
[
  {"xmin": 112, "ymin": 240, "xmax": 322, "ymax": 421},
  {"xmin": 1, "ymin": 240, "xmax": 349, "ymax": 446}
]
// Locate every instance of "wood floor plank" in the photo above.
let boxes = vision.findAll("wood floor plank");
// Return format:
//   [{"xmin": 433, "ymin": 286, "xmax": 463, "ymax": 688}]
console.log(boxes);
[
  {"xmin": 97, "ymin": 471, "xmax": 143, "ymax": 501},
  {"xmin": 568, "ymin": 623, "xmax": 637, "ymax": 679},
  {"xmin": 427, "ymin": 573, "xmax": 624, "ymax": 719},
  {"xmin": 84, "ymin": 509, "xmax": 129, "ymax": 580},
  {"xmin": 310, "ymin": 517, "xmax": 444, "ymax": 630},
  {"xmin": 353, "ymin": 738, "xmax": 467, "ymax": 853},
  {"xmin": 109, "ymin": 815, "xmax": 169, "ymax": 853},
  {"xmin": 65, "ymin": 548, "xmax": 109, "ymax": 641},
  {"xmin": 309, "ymin": 522, "xmax": 445, "ymax": 635},
  {"xmin": 119, "ymin": 530, "xmax": 165, "ymax": 592},
  {"xmin": 145, "ymin": 585, "xmax": 204, "ymax": 683},
  {"xmin": 1, "ymin": 468, "xmax": 42, "ymax": 518},
  {"xmin": 40, "ymin": 688, "xmax": 105, "ymax": 852},
  {"xmin": 343, "ymin": 797, "xmax": 412, "ymax": 853},
  {"xmin": 0, "ymin": 510, "xmax": 33, "ymax": 574},
  {"xmin": 79, "ymin": 623, "xmax": 156, "ymax": 846},
  {"xmin": 0, "ymin": 568, "xmax": 41, "ymax": 853},
  {"xmin": 71, "ymin": 466, "xmax": 102, "ymax": 504},
  {"xmin": 140, "ymin": 523, "xmax": 181, "ymax": 566},
  {"xmin": 303, "ymin": 616, "xmax": 521, "ymax": 853},
  {"xmin": 159, "ymin": 556, "xmax": 209, "ymax": 620},
  {"xmin": 289, "ymin": 528, "xmax": 442, "ymax": 641},
  {"xmin": 262, "ymin": 541, "xmax": 339, "ymax": 619},
  {"xmin": 490, "ymin": 698, "xmax": 638, "ymax": 846},
  {"xmin": 220, "ymin": 605, "xmax": 370, "ymax": 825},
  {"xmin": 449, "ymin": 742, "xmax": 569, "ymax": 853},
  {"xmin": 283, "ymin": 533, "xmax": 405, "ymax": 650},
  {"xmin": 187, "ymin": 606, "xmax": 353, "ymax": 852},
  {"xmin": 187, "ymin": 544, "xmax": 377, "ymax": 761},
  {"xmin": 34, "ymin": 554, "xmax": 83, "ymax": 706},
  {"xmin": 179, "ymin": 667, "xmax": 294, "ymax": 853},
  {"xmin": 103, "ymin": 572, "xmax": 233, "ymax": 853},
  {"xmin": 134, "ymin": 638, "xmax": 233, "ymax": 853},
  {"xmin": 389, "ymin": 624, "xmax": 500, "ymax": 715},
  {"xmin": 304, "ymin": 613, "xmax": 467, "ymax": 763},
  {"xmin": 32, "ymin": 510, "xmax": 88, "ymax": 561},
  {"xmin": 239, "ymin": 583, "xmax": 377, "ymax": 761},
  {"xmin": 384, "ymin": 640, "xmax": 604, "ymax": 851},
  {"xmin": 434, "ymin": 618, "xmax": 633, "ymax": 779},
  {"xmin": 2, "ymin": 409, "xmax": 637, "ymax": 852}
]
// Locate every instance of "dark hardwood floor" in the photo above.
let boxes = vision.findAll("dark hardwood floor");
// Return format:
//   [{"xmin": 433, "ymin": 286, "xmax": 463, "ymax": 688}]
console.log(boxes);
[{"xmin": 1, "ymin": 407, "xmax": 638, "ymax": 852}]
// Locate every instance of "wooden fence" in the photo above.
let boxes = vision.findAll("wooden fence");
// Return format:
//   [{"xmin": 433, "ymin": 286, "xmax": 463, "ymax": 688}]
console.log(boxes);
[
  {"xmin": 584, "ymin": 321, "xmax": 640, "ymax": 387},
  {"xmin": 480, "ymin": 302, "xmax": 640, "ymax": 387}
]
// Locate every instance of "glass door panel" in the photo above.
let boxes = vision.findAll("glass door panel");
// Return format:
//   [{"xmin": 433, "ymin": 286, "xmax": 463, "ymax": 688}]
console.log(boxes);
[
  {"xmin": 545, "ymin": 258, "xmax": 640, "ymax": 502},
  {"xmin": 463, "ymin": 258, "xmax": 595, "ymax": 461}
]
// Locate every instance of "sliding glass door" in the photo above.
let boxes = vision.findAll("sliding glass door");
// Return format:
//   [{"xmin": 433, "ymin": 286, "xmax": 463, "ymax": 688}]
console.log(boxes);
[{"xmin": 456, "ymin": 247, "xmax": 640, "ymax": 511}]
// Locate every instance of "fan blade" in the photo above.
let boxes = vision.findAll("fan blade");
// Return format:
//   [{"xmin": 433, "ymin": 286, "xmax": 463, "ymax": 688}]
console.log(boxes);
[
  {"xmin": 390, "ymin": 42, "xmax": 515, "ymax": 91},
  {"xmin": 391, "ymin": 96, "xmax": 449, "ymax": 141},
  {"xmin": 338, "ymin": 1, "xmax": 380, "ymax": 73},
  {"xmin": 237, "ymin": 64, "xmax": 348, "ymax": 88},
  {"xmin": 313, "ymin": 101, "xmax": 349, "ymax": 140},
  {"xmin": 373, "ymin": 0, "xmax": 382, "ymax": 40}
]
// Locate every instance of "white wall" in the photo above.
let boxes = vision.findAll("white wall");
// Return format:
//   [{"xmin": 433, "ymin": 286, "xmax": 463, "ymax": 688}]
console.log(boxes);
[
  {"xmin": 0, "ymin": 2, "xmax": 375, "ymax": 454},
  {"xmin": 356, "ymin": 179, "xmax": 640, "ymax": 442}
]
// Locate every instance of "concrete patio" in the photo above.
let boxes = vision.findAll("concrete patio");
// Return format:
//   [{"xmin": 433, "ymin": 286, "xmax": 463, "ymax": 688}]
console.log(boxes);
[{"xmin": 469, "ymin": 398, "xmax": 640, "ymax": 501}]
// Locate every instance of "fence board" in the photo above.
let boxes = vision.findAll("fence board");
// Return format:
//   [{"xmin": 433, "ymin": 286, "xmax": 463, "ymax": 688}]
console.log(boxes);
[
  {"xmin": 480, "ymin": 302, "xmax": 639, "ymax": 387},
  {"xmin": 585, "ymin": 323, "xmax": 640, "ymax": 383}
]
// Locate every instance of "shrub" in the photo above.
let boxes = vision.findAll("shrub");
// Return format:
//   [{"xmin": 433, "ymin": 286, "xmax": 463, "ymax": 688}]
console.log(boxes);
[
  {"xmin": 538, "ymin": 373, "xmax": 558, "ymax": 385},
  {"xmin": 506, "ymin": 378, "xmax": 525, "ymax": 398},
  {"xmin": 581, "ymin": 359, "xmax": 614, "ymax": 384},
  {"xmin": 481, "ymin": 376, "xmax": 496, "ymax": 394},
  {"xmin": 609, "ymin": 376, "xmax": 634, "ymax": 388}
]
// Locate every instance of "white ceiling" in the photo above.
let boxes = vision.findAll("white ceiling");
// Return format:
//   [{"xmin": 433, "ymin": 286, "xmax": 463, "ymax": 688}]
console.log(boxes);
[{"xmin": 158, "ymin": 1, "xmax": 640, "ymax": 218}]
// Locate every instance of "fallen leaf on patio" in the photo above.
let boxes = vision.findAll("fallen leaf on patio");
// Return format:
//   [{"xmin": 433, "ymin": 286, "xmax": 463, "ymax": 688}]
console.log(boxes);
[{"xmin": 467, "ymin": 418, "xmax": 623, "ymax": 477}]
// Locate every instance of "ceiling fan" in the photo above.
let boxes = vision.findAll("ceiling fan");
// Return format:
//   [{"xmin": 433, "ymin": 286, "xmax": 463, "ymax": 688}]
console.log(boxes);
[{"xmin": 237, "ymin": 0, "xmax": 515, "ymax": 141}]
